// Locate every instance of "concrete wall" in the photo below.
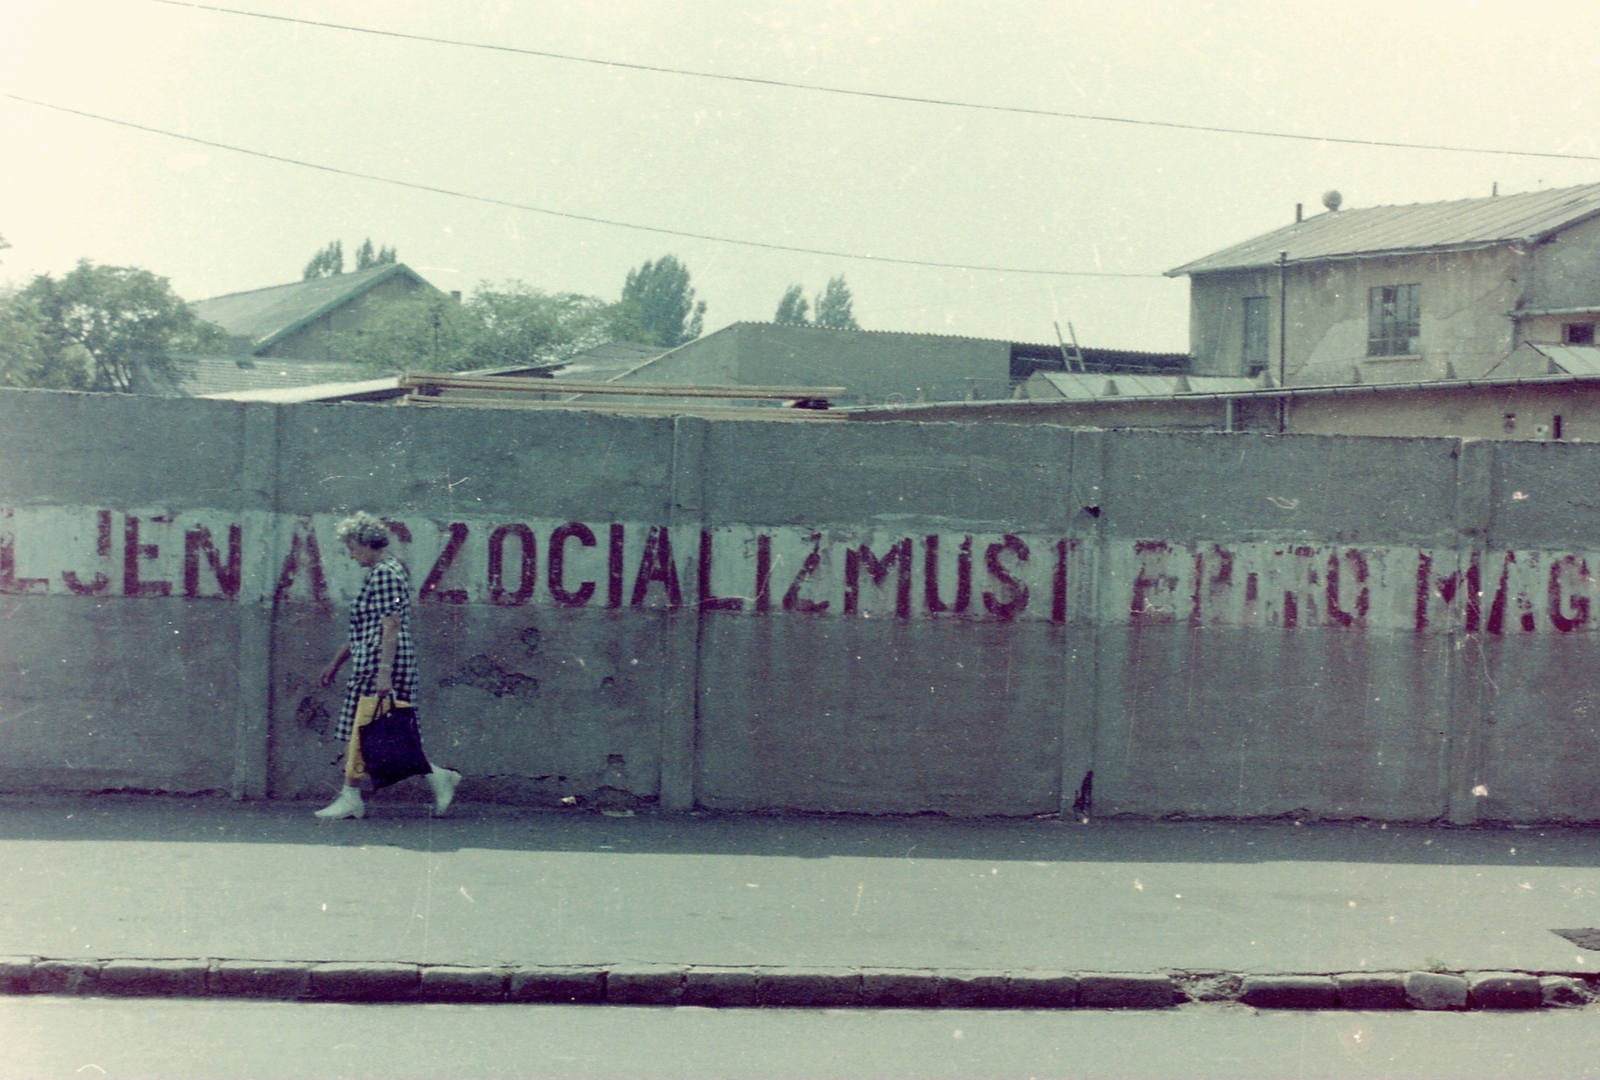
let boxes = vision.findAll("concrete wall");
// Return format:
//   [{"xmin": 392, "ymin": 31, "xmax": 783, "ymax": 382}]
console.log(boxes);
[
  {"xmin": 623, "ymin": 323, "xmax": 1013, "ymax": 403},
  {"xmin": 6, "ymin": 388, "xmax": 1600, "ymax": 823},
  {"xmin": 880, "ymin": 384, "xmax": 1600, "ymax": 442}
]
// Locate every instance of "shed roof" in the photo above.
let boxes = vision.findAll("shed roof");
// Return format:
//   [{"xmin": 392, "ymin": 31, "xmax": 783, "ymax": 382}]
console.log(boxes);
[
  {"xmin": 1030, "ymin": 372, "xmax": 1258, "ymax": 401},
  {"xmin": 199, "ymin": 376, "xmax": 403, "ymax": 404},
  {"xmin": 190, "ymin": 264, "xmax": 436, "ymax": 352},
  {"xmin": 1167, "ymin": 183, "xmax": 1600, "ymax": 276}
]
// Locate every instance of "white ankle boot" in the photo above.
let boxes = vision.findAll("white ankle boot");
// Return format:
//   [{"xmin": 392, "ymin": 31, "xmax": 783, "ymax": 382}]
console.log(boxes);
[
  {"xmin": 314, "ymin": 785, "xmax": 365, "ymax": 820},
  {"xmin": 428, "ymin": 767, "xmax": 461, "ymax": 816}
]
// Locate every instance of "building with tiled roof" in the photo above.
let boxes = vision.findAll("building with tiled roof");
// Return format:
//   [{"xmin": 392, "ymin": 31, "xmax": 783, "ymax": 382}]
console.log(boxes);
[{"xmin": 191, "ymin": 263, "xmax": 441, "ymax": 363}]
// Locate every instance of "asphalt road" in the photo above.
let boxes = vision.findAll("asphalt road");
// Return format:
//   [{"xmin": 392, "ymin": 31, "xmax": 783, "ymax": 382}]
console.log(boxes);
[{"xmin": 5, "ymin": 998, "xmax": 1600, "ymax": 1079}]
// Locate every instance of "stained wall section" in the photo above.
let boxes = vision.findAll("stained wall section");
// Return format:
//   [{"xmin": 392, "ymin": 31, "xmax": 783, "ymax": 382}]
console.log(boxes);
[{"xmin": 2, "ymin": 388, "xmax": 1599, "ymax": 822}]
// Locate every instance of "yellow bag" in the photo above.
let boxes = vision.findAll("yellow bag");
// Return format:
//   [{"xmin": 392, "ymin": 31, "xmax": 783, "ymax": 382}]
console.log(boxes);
[{"xmin": 343, "ymin": 695, "xmax": 411, "ymax": 783}]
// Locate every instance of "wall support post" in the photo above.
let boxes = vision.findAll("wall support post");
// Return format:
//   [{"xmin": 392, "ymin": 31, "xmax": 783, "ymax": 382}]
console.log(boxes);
[{"xmin": 232, "ymin": 403, "xmax": 279, "ymax": 800}]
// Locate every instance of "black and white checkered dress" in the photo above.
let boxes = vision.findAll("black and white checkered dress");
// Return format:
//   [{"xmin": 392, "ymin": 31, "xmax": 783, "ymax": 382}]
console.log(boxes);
[{"xmin": 334, "ymin": 554, "xmax": 418, "ymax": 741}]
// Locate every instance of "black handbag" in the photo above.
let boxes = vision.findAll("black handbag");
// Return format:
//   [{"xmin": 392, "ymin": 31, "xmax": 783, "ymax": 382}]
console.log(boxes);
[{"xmin": 359, "ymin": 695, "xmax": 431, "ymax": 790}]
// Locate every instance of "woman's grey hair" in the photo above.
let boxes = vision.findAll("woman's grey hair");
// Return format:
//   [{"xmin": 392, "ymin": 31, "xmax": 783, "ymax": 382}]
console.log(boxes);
[{"xmin": 334, "ymin": 512, "xmax": 390, "ymax": 549}]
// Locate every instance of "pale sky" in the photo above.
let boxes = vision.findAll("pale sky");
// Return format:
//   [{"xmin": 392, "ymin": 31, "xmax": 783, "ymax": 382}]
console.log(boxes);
[{"xmin": 4, "ymin": 0, "xmax": 1600, "ymax": 354}]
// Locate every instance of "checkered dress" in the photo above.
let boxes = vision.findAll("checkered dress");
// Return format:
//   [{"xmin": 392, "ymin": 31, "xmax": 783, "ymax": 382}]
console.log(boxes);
[{"xmin": 334, "ymin": 554, "xmax": 418, "ymax": 741}]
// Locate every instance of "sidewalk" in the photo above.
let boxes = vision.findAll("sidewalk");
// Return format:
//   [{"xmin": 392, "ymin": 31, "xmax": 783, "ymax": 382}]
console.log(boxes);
[{"xmin": 2, "ymin": 794, "xmax": 1598, "ymax": 1007}]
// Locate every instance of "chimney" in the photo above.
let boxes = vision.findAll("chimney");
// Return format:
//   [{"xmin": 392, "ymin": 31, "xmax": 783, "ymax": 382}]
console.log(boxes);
[
  {"xmin": 450, "ymin": 290, "xmax": 462, "ymax": 304},
  {"xmin": 1295, "ymin": 203, "xmax": 1303, "ymax": 223}
]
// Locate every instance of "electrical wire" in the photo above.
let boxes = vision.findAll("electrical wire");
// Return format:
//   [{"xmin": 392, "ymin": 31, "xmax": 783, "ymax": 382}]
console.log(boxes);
[
  {"xmin": 147, "ymin": 0, "xmax": 1600, "ymax": 164},
  {"xmin": 2, "ymin": 93, "xmax": 1163, "ymax": 278}
]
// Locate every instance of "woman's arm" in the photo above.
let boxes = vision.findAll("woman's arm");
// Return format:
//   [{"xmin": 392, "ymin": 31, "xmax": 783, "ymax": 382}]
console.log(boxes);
[
  {"xmin": 319, "ymin": 642, "xmax": 351, "ymax": 688},
  {"xmin": 373, "ymin": 613, "xmax": 400, "ymax": 695}
]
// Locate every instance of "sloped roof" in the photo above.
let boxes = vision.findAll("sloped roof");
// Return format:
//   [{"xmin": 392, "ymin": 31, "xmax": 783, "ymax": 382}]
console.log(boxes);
[
  {"xmin": 174, "ymin": 356, "xmax": 367, "ymax": 397},
  {"xmin": 200, "ymin": 376, "xmax": 403, "ymax": 404},
  {"xmin": 1495, "ymin": 342, "xmax": 1600, "ymax": 377},
  {"xmin": 1168, "ymin": 183, "xmax": 1600, "ymax": 276},
  {"xmin": 191, "ymin": 264, "xmax": 435, "ymax": 351},
  {"xmin": 1030, "ymin": 372, "xmax": 1258, "ymax": 401},
  {"xmin": 554, "ymin": 340, "xmax": 670, "ymax": 381}
]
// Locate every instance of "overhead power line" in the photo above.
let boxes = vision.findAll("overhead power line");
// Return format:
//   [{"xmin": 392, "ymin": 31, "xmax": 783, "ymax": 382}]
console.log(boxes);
[
  {"xmin": 2, "ymin": 94, "xmax": 1162, "ymax": 278},
  {"xmin": 147, "ymin": 0, "xmax": 1600, "ymax": 164}
]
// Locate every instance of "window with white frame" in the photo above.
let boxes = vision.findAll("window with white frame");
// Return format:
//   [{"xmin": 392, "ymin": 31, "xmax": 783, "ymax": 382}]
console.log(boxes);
[
  {"xmin": 1367, "ymin": 284, "xmax": 1420, "ymax": 357},
  {"xmin": 1242, "ymin": 296, "xmax": 1269, "ymax": 375}
]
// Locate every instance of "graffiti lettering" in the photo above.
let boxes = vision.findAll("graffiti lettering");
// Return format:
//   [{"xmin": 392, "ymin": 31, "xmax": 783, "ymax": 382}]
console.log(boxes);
[
  {"xmin": 24, "ymin": 505, "xmax": 1600, "ymax": 636},
  {"xmin": 631, "ymin": 526, "xmax": 682, "ymax": 610},
  {"xmin": 183, "ymin": 524, "xmax": 242, "ymax": 600},
  {"xmin": 755, "ymin": 534, "xmax": 773, "ymax": 613},
  {"xmin": 0, "ymin": 508, "xmax": 47, "ymax": 596},
  {"xmin": 420, "ymin": 522, "xmax": 470, "ymax": 604},
  {"xmin": 1052, "ymin": 539, "xmax": 1071, "ymax": 624},
  {"xmin": 1130, "ymin": 541, "xmax": 1176, "ymax": 624},
  {"xmin": 545, "ymin": 522, "xmax": 595, "ymax": 608},
  {"xmin": 1485, "ymin": 552, "xmax": 1517, "ymax": 635},
  {"xmin": 123, "ymin": 516, "xmax": 171, "ymax": 598},
  {"xmin": 275, "ymin": 518, "xmax": 328, "ymax": 604},
  {"xmin": 488, "ymin": 523, "xmax": 537, "ymax": 607},
  {"xmin": 782, "ymin": 533, "xmax": 830, "ymax": 614},
  {"xmin": 62, "ymin": 509, "xmax": 112, "ymax": 596},
  {"xmin": 983, "ymin": 535, "xmax": 1030, "ymax": 621},
  {"xmin": 1465, "ymin": 552, "xmax": 1483, "ymax": 633},
  {"xmin": 1549, "ymin": 555, "xmax": 1592, "ymax": 632},
  {"xmin": 845, "ymin": 538, "xmax": 912, "ymax": 618},
  {"xmin": 1326, "ymin": 548, "xmax": 1369, "ymax": 628},
  {"xmin": 698, "ymin": 531, "xmax": 744, "ymax": 611},
  {"xmin": 924, "ymin": 535, "xmax": 973, "ymax": 615},
  {"xmin": 608, "ymin": 524, "xmax": 625, "ymax": 609}
]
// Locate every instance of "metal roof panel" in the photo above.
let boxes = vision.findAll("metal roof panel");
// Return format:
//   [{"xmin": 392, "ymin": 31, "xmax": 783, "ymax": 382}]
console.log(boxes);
[{"xmin": 1168, "ymin": 183, "xmax": 1600, "ymax": 276}]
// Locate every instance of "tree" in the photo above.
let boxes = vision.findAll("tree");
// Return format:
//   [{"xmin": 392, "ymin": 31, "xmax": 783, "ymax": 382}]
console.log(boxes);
[
  {"xmin": 19, "ymin": 261, "xmax": 227, "ymax": 392},
  {"xmin": 354, "ymin": 238, "xmax": 397, "ymax": 271},
  {"xmin": 774, "ymin": 284, "xmax": 810, "ymax": 326},
  {"xmin": 465, "ymin": 285, "xmax": 616, "ymax": 370},
  {"xmin": 332, "ymin": 282, "xmax": 624, "ymax": 373},
  {"xmin": 813, "ymin": 276, "xmax": 859, "ymax": 330},
  {"xmin": 618, "ymin": 255, "xmax": 706, "ymax": 347},
  {"xmin": 331, "ymin": 290, "xmax": 471, "ymax": 372},
  {"xmin": 302, "ymin": 240, "xmax": 344, "ymax": 279}
]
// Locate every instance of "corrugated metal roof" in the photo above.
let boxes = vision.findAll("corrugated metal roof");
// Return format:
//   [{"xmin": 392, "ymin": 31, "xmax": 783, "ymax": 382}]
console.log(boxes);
[
  {"xmin": 1032, "ymin": 372, "xmax": 1258, "ymax": 401},
  {"xmin": 1168, "ymin": 183, "xmax": 1600, "ymax": 277},
  {"xmin": 190, "ymin": 264, "xmax": 434, "ymax": 351}
]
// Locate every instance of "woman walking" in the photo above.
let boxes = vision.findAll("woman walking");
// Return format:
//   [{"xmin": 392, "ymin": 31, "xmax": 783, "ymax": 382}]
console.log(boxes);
[{"xmin": 315, "ymin": 512, "xmax": 460, "ymax": 820}]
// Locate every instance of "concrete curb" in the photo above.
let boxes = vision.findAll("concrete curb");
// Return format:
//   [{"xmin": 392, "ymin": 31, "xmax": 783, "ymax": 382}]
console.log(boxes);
[{"xmin": 0, "ymin": 957, "xmax": 1593, "ymax": 1009}]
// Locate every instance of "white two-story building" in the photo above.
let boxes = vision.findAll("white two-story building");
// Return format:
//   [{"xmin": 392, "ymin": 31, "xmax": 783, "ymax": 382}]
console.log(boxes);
[{"xmin": 1167, "ymin": 183, "xmax": 1600, "ymax": 386}]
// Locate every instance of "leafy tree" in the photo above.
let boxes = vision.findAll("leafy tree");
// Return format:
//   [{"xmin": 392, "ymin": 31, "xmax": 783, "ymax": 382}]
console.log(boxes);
[
  {"xmin": 302, "ymin": 240, "xmax": 344, "ymax": 280},
  {"xmin": 332, "ymin": 290, "xmax": 470, "ymax": 371},
  {"xmin": 0, "ymin": 289, "xmax": 79, "ymax": 389},
  {"xmin": 19, "ymin": 261, "xmax": 227, "ymax": 392},
  {"xmin": 466, "ymin": 285, "xmax": 616, "ymax": 369},
  {"xmin": 333, "ymin": 282, "xmax": 624, "ymax": 373},
  {"xmin": 813, "ymin": 276, "xmax": 859, "ymax": 330},
  {"xmin": 774, "ymin": 284, "xmax": 810, "ymax": 326},
  {"xmin": 618, "ymin": 255, "xmax": 706, "ymax": 347},
  {"xmin": 354, "ymin": 238, "xmax": 397, "ymax": 271}
]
